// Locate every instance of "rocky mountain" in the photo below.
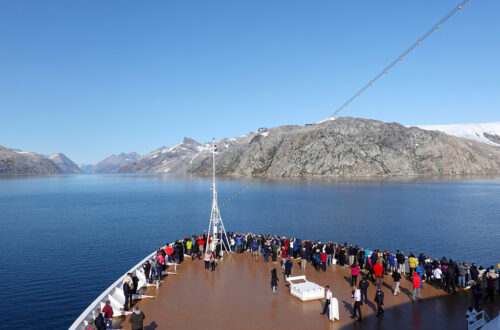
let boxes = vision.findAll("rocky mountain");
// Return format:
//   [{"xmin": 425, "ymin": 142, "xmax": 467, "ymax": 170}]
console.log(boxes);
[
  {"xmin": 0, "ymin": 146, "xmax": 62, "ymax": 176},
  {"xmin": 118, "ymin": 138, "xmax": 211, "ymax": 173},
  {"xmin": 90, "ymin": 152, "xmax": 140, "ymax": 173},
  {"xmin": 47, "ymin": 153, "xmax": 83, "ymax": 174},
  {"xmin": 118, "ymin": 118, "xmax": 500, "ymax": 177},
  {"xmin": 416, "ymin": 122, "xmax": 500, "ymax": 147}
]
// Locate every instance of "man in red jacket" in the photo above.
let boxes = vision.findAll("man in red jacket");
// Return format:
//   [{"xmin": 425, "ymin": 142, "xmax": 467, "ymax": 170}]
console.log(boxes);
[
  {"xmin": 373, "ymin": 260, "xmax": 383, "ymax": 287},
  {"xmin": 412, "ymin": 271, "xmax": 423, "ymax": 302}
]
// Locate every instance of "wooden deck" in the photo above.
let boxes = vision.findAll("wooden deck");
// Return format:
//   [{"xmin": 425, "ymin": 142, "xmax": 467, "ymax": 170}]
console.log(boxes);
[{"xmin": 117, "ymin": 253, "xmax": 499, "ymax": 329}]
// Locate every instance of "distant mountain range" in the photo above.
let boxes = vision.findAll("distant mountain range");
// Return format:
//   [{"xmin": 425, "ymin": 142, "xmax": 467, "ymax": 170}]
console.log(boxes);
[
  {"xmin": 2, "ymin": 119, "xmax": 499, "ymax": 177},
  {"xmin": 80, "ymin": 152, "xmax": 140, "ymax": 173},
  {"xmin": 118, "ymin": 118, "xmax": 500, "ymax": 177},
  {"xmin": 0, "ymin": 147, "xmax": 82, "ymax": 176}
]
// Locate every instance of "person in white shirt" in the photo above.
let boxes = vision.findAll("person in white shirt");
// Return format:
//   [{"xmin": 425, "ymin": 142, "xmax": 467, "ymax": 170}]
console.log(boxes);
[
  {"xmin": 433, "ymin": 266, "xmax": 443, "ymax": 289},
  {"xmin": 351, "ymin": 285, "xmax": 362, "ymax": 321},
  {"xmin": 321, "ymin": 285, "xmax": 332, "ymax": 316}
]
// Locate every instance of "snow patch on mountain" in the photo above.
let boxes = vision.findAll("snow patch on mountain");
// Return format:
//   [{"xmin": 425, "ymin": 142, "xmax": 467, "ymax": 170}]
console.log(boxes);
[{"xmin": 416, "ymin": 122, "xmax": 500, "ymax": 147}]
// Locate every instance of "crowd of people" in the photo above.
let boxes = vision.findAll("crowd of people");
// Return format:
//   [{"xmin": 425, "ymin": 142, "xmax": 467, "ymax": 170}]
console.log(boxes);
[
  {"xmin": 152, "ymin": 232, "xmax": 499, "ymax": 321},
  {"xmin": 87, "ymin": 231, "xmax": 497, "ymax": 329}
]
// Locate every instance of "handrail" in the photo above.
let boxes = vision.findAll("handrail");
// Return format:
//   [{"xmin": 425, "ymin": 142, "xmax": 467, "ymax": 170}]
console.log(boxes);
[{"xmin": 68, "ymin": 250, "xmax": 157, "ymax": 330}]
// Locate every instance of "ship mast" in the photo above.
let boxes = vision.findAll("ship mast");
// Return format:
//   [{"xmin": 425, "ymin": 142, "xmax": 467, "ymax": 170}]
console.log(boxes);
[{"xmin": 206, "ymin": 138, "xmax": 230, "ymax": 257}]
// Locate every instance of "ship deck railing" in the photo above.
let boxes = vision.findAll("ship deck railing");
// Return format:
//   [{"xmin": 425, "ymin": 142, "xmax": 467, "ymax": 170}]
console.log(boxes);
[{"xmin": 68, "ymin": 247, "xmax": 178, "ymax": 330}]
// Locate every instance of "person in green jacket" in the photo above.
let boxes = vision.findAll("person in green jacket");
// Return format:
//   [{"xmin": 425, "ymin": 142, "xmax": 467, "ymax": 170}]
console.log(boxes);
[{"xmin": 129, "ymin": 306, "xmax": 146, "ymax": 330}]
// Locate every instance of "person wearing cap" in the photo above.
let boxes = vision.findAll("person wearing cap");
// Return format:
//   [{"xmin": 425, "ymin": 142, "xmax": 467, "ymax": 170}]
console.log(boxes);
[{"xmin": 374, "ymin": 286, "xmax": 385, "ymax": 318}]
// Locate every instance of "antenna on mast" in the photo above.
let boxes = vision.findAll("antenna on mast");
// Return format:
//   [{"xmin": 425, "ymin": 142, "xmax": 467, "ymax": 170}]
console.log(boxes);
[{"xmin": 206, "ymin": 138, "xmax": 231, "ymax": 257}]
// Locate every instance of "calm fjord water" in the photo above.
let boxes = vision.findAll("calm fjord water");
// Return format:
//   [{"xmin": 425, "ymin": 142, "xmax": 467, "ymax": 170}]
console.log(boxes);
[{"xmin": 0, "ymin": 174, "xmax": 499, "ymax": 329}]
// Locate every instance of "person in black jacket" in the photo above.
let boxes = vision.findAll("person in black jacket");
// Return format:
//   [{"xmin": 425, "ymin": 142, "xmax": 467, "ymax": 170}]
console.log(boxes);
[
  {"xmin": 123, "ymin": 281, "xmax": 131, "ymax": 311},
  {"xmin": 271, "ymin": 268, "xmax": 279, "ymax": 294},
  {"xmin": 470, "ymin": 263, "xmax": 480, "ymax": 283},
  {"xmin": 142, "ymin": 261, "xmax": 151, "ymax": 284},
  {"xmin": 374, "ymin": 286, "xmax": 384, "ymax": 318},
  {"xmin": 359, "ymin": 276, "xmax": 369, "ymax": 303},
  {"xmin": 446, "ymin": 261, "xmax": 457, "ymax": 294},
  {"xmin": 392, "ymin": 270, "xmax": 401, "ymax": 295},
  {"xmin": 358, "ymin": 249, "xmax": 366, "ymax": 270},
  {"xmin": 94, "ymin": 309, "xmax": 106, "ymax": 330}
]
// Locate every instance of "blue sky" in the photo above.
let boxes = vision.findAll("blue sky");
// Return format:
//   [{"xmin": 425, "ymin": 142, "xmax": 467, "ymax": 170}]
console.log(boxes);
[{"xmin": 0, "ymin": 1, "xmax": 498, "ymax": 164}]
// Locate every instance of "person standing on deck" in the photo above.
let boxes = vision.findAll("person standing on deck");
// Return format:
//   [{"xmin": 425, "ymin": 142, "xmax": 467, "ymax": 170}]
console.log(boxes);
[
  {"xmin": 204, "ymin": 251, "xmax": 211, "ymax": 270},
  {"xmin": 348, "ymin": 245, "xmax": 355, "ymax": 265},
  {"xmin": 392, "ymin": 269, "xmax": 401, "ymax": 295},
  {"xmin": 284, "ymin": 256, "xmax": 293, "ymax": 280},
  {"xmin": 142, "ymin": 260, "xmax": 151, "ymax": 284},
  {"xmin": 359, "ymin": 276, "xmax": 369, "ymax": 303},
  {"xmin": 128, "ymin": 306, "xmax": 145, "ymax": 330},
  {"xmin": 321, "ymin": 251, "xmax": 327, "ymax": 272},
  {"xmin": 102, "ymin": 300, "xmax": 114, "ymax": 328},
  {"xmin": 408, "ymin": 253, "xmax": 418, "ymax": 279},
  {"xmin": 433, "ymin": 265, "xmax": 443, "ymax": 289},
  {"xmin": 300, "ymin": 248, "xmax": 307, "ymax": 270},
  {"xmin": 198, "ymin": 237, "xmax": 205, "ymax": 255},
  {"xmin": 210, "ymin": 252, "xmax": 217, "ymax": 271},
  {"xmin": 446, "ymin": 261, "xmax": 457, "ymax": 294},
  {"xmin": 351, "ymin": 262, "xmax": 360, "ymax": 286},
  {"xmin": 358, "ymin": 248, "xmax": 366, "ymax": 270},
  {"xmin": 320, "ymin": 285, "xmax": 332, "ymax": 316},
  {"xmin": 373, "ymin": 259, "xmax": 383, "ymax": 287},
  {"xmin": 251, "ymin": 240, "xmax": 259, "ymax": 261},
  {"xmin": 458, "ymin": 262, "xmax": 467, "ymax": 288},
  {"xmin": 271, "ymin": 268, "xmax": 279, "ymax": 294},
  {"xmin": 396, "ymin": 250, "xmax": 406, "ymax": 275},
  {"xmin": 123, "ymin": 280, "xmax": 131, "ymax": 311},
  {"xmin": 351, "ymin": 285, "xmax": 362, "ymax": 321},
  {"xmin": 94, "ymin": 309, "xmax": 106, "ymax": 330},
  {"xmin": 412, "ymin": 271, "xmax": 423, "ymax": 302},
  {"xmin": 326, "ymin": 243, "xmax": 334, "ymax": 267},
  {"xmin": 374, "ymin": 286, "xmax": 384, "ymax": 318}
]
